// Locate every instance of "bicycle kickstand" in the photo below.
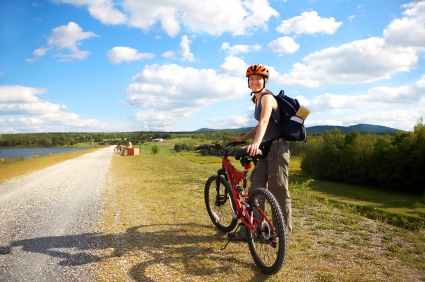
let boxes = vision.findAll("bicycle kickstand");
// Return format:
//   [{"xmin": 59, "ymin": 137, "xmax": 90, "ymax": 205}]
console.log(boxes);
[{"xmin": 220, "ymin": 223, "xmax": 244, "ymax": 251}]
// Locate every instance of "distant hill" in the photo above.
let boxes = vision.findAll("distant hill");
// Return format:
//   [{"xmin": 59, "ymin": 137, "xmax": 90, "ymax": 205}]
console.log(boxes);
[
  {"xmin": 307, "ymin": 124, "xmax": 402, "ymax": 134},
  {"xmin": 194, "ymin": 127, "xmax": 254, "ymax": 133},
  {"xmin": 195, "ymin": 124, "xmax": 402, "ymax": 134}
]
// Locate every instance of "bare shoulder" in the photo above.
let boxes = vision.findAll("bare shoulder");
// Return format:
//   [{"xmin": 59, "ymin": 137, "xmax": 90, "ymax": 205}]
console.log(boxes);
[{"xmin": 262, "ymin": 93, "xmax": 277, "ymax": 108}]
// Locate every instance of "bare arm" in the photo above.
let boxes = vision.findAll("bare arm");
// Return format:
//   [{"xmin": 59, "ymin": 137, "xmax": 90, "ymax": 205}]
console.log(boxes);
[
  {"xmin": 246, "ymin": 94, "xmax": 275, "ymax": 155},
  {"xmin": 230, "ymin": 125, "xmax": 257, "ymax": 143}
]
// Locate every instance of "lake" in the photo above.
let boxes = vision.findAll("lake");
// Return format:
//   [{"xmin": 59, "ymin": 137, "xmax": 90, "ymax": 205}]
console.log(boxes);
[{"xmin": 0, "ymin": 148, "xmax": 88, "ymax": 159}]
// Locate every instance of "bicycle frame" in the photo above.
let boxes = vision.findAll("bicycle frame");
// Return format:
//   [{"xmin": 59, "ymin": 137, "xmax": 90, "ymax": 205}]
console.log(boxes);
[
  {"xmin": 198, "ymin": 142, "xmax": 286, "ymax": 274},
  {"xmin": 217, "ymin": 148, "xmax": 275, "ymax": 234}
]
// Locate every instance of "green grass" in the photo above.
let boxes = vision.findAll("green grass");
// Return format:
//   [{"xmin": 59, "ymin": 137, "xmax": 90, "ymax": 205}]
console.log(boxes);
[
  {"xmin": 99, "ymin": 145, "xmax": 425, "ymax": 281},
  {"xmin": 2, "ymin": 139, "xmax": 423, "ymax": 280},
  {"xmin": 288, "ymin": 175, "xmax": 425, "ymax": 229},
  {"xmin": 168, "ymin": 145, "xmax": 425, "ymax": 228}
]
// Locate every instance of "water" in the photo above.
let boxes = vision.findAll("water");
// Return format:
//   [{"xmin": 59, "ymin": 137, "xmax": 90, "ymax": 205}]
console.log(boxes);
[{"xmin": 0, "ymin": 148, "xmax": 87, "ymax": 159}]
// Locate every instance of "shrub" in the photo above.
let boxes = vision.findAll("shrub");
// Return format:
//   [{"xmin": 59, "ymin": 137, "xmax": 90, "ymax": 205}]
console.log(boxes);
[{"xmin": 151, "ymin": 145, "xmax": 160, "ymax": 154}]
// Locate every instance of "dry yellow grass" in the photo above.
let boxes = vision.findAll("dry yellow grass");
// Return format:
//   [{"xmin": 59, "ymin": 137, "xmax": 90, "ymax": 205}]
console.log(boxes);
[
  {"xmin": 0, "ymin": 147, "xmax": 101, "ymax": 184},
  {"xmin": 95, "ymin": 149, "xmax": 425, "ymax": 281}
]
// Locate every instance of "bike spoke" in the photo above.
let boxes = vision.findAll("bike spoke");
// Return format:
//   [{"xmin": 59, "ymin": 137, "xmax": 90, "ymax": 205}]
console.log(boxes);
[
  {"xmin": 247, "ymin": 188, "xmax": 286, "ymax": 274},
  {"xmin": 204, "ymin": 175, "xmax": 237, "ymax": 232}
]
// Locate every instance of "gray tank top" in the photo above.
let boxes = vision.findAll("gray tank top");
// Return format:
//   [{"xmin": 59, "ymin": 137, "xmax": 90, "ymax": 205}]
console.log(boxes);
[{"xmin": 254, "ymin": 92, "xmax": 281, "ymax": 141}]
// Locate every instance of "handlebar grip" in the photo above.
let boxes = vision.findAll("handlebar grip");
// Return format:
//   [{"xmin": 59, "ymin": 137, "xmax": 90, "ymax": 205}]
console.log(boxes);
[{"xmin": 195, "ymin": 144, "xmax": 210, "ymax": 150}]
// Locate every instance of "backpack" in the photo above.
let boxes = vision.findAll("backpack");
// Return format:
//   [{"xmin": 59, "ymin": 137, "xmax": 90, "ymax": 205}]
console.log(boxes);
[{"xmin": 267, "ymin": 90, "xmax": 309, "ymax": 142}]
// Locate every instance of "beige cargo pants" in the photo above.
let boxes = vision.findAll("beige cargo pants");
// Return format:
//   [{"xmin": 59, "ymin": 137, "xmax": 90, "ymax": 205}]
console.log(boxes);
[{"xmin": 249, "ymin": 141, "xmax": 292, "ymax": 234}]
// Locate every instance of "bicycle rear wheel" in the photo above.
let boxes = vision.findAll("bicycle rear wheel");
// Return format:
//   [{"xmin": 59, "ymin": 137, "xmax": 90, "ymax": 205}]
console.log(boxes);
[
  {"xmin": 247, "ymin": 188, "xmax": 286, "ymax": 274},
  {"xmin": 204, "ymin": 175, "xmax": 237, "ymax": 232}
]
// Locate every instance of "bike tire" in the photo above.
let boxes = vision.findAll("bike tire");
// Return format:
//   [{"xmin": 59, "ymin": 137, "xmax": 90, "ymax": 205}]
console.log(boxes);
[
  {"xmin": 247, "ymin": 187, "xmax": 286, "ymax": 274},
  {"xmin": 204, "ymin": 175, "xmax": 238, "ymax": 232}
]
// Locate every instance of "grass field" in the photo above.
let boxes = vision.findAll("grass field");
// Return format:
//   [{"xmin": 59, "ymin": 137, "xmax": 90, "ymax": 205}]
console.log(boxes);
[
  {"xmin": 97, "ymin": 141, "xmax": 424, "ymax": 281},
  {"xmin": 154, "ymin": 140, "xmax": 425, "ymax": 228},
  {"xmin": 1, "ymin": 141, "xmax": 424, "ymax": 281}
]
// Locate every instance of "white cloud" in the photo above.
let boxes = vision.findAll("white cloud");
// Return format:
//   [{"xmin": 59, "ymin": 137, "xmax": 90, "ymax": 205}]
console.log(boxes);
[
  {"xmin": 2, "ymin": 128, "xmax": 21, "ymax": 134},
  {"xmin": 47, "ymin": 22, "xmax": 98, "ymax": 51},
  {"xmin": 0, "ymin": 85, "xmax": 47, "ymax": 104},
  {"xmin": 99, "ymin": 0, "xmax": 279, "ymax": 37},
  {"xmin": 383, "ymin": 1, "xmax": 425, "ymax": 49},
  {"xmin": 132, "ymin": 108, "xmax": 196, "ymax": 131},
  {"xmin": 56, "ymin": 0, "xmax": 279, "ymax": 37},
  {"xmin": 0, "ymin": 85, "xmax": 114, "ymax": 132},
  {"xmin": 180, "ymin": 35, "xmax": 195, "ymax": 62},
  {"xmin": 306, "ymin": 119, "xmax": 344, "ymax": 127},
  {"xmin": 277, "ymin": 37, "xmax": 417, "ymax": 87},
  {"xmin": 107, "ymin": 47, "xmax": 155, "ymax": 64},
  {"xmin": 344, "ymin": 109, "xmax": 420, "ymax": 131},
  {"xmin": 122, "ymin": 63, "xmax": 247, "ymax": 130},
  {"xmin": 268, "ymin": 36, "xmax": 300, "ymax": 53},
  {"xmin": 162, "ymin": 51, "xmax": 175, "ymax": 58},
  {"xmin": 304, "ymin": 93, "xmax": 363, "ymax": 112},
  {"xmin": 125, "ymin": 64, "xmax": 246, "ymax": 110},
  {"xmin": 26, "ymin": 48, "xmax": 49, "ymax": 63},
  {"xmin": 19, "ymin": 116, "xmax": 43, "ymax": 125},
  {"xmin": 304, "ymin": 75, "xmax": 425, "ymax": 113},
  {"xmin": 0, "ymin": 71, "xmax": 5, "ymax": 77},
  {"xmin": 219, "ymin": 55, "xmax": 248, "ymax": 77},
  {"xmin": 276, "ymin": 11, "xmax": 342, "ymax": 35},
  {"xmin": 27, "ymin": 22, "xmax": 99, "ymax": 62},
  {"xmin": 53, "ymin": 0, "xmax": 127, "ymax": 25},
  {"xmin": 209, "ymin": 113, "xmax": 255, "ymax": 129},
  {"xmin": 220, "ymin": 42, "xmax": 261, "ymax": 55},
  {"xmin": 276, "ymin": 3, "xmax": 425, "ymax": 88}
]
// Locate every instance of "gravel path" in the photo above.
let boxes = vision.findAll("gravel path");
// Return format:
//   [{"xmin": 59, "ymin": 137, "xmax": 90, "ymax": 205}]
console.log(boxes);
[{"xmin": 0, "ymin": 146, "xmax": 114, "ymax": 281}]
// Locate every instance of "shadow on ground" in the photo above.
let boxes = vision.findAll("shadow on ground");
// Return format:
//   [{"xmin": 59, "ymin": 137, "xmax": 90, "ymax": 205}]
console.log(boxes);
[{"xmin": 1, "ymin": 223, "xmax": 265, "ymax": 281}]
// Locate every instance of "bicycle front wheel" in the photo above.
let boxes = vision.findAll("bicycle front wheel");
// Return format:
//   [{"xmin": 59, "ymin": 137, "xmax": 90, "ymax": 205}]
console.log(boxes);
[
  {"xmin": 204, "ymin": 175, "xmax": 237, "ymax": 232},
  {"xmin": 247, "ymin": 188, "xmax": 286, "ymax": 274}
]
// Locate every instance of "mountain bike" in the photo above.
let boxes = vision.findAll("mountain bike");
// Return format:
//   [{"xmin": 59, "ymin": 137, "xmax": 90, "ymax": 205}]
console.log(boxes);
[{"xmin": 196, "ymin": 142, "xmax": 286, "ymax": 274}]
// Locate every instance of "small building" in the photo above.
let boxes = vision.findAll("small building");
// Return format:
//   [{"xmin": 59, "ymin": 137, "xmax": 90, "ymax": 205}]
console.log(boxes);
[{"xmin": 154, "ymin": 138, "xmax": 163, "ymax": 142}]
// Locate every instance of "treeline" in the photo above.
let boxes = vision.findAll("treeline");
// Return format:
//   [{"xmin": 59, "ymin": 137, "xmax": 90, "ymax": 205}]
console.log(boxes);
[
  {"xmin": 174, "ymin": 143, "xmax": 242, "ymax": 157},
  {"xmin": 301, "ymin": 119, "xmax": 425, "ymax": 195},
  {"xmin": 0, "ymin": 132, "xmax": 173, "ymax": 148},
  {"xmin": 0, "ymin": 133, "xmax": 81, "ymax": 147}
]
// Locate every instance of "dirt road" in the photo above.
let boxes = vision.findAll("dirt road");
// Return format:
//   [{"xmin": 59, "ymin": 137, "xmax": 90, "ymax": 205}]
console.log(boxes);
[{"xmin": 0, "ymin": 146, "xmax": 114, "ymax": 281}]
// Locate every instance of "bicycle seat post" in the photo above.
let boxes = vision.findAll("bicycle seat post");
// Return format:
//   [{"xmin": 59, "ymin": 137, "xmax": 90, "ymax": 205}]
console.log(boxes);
[{"xmin": 242, "ymin": 161, "xmax": 252, "ymax": 189}]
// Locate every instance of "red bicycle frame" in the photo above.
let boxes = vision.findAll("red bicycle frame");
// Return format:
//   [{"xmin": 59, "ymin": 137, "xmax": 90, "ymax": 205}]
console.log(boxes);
[{"xmin": 220, "ymin": 154, "xmax": 275, "ymax": 233}]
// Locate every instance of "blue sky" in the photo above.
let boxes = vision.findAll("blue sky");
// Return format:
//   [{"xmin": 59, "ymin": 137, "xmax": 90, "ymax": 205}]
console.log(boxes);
[{"xmin": 0, "ymin": 0, "xmax": 424, "ymax": 134}]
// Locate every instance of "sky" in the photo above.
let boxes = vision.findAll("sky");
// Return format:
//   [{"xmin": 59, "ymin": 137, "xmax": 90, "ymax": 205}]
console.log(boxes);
[{"xmin": 0, "ymin": 0, "xmax": 424, "ymax": 134}]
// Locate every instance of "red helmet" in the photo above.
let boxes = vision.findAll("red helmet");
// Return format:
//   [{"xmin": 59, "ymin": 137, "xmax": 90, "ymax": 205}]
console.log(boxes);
[{"xmin": 246, "ymin": 64, "xmax": 269, "ymax": 78}]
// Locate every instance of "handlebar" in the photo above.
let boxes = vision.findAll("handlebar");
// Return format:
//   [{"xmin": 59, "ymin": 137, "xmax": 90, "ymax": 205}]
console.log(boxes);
[
  {"xmin": 195, "ymin": 141, "xmax": 246, "ymax": 151},
  {"xmin": 195, "ymin": 141, "xmax": 263, "ymax": 159},
  {"xmin": 195, "ymin": 144, "xmax": 210, "ymax": 150},
  {"xmin": 234, "ymin": 148, "xmax": 263, "ymax": 159}
]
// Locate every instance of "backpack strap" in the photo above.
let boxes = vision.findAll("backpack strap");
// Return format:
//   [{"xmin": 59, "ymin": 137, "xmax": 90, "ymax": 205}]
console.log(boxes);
[{"xmin": 258, "ymin": 92, "xmax": 282, "ymax": 141}]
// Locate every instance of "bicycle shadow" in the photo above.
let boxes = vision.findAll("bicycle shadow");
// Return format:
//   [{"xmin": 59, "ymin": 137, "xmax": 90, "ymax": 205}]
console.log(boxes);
[{"xmin": 0, "ymin": 223, "xmax": 265, "ymax": 280}]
